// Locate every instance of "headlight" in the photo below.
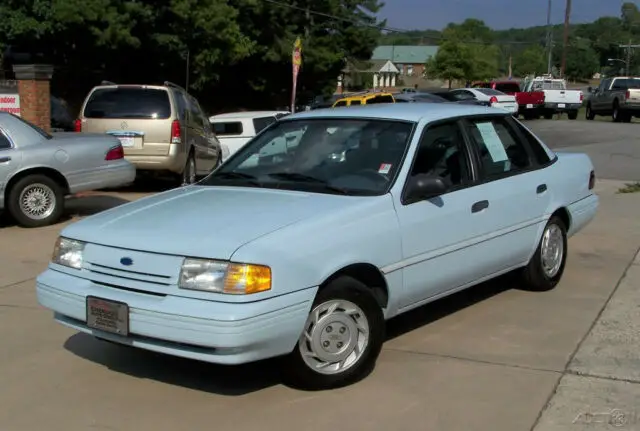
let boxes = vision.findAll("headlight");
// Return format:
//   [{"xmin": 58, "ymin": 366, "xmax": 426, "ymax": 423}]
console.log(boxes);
[
  {"xmin": 52, "ymin": 237, "xmax": 86, "ymax": 269},
  {"xmin": 178, "ymin": 258, "xmax": 271, "ymax": 295}
]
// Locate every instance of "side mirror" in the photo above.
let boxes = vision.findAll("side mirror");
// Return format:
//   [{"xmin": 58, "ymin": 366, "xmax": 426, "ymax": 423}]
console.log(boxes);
[{"xmin": 405, "ymin": 175, "xmax": 449, "ymax": 202}]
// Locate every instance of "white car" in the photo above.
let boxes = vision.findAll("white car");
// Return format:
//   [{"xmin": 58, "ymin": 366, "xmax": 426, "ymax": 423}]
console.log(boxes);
[
  {"xmin": 209, "ymin": 111, "xmax": 290, "ymax": 161},
  {"xmin": 449, "ymin": 88, "xmax": 519, "ymax": 115}
]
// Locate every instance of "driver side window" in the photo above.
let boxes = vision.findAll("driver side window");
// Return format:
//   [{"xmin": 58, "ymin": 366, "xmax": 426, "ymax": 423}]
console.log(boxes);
[{"xmin": 409, "ymin": 122, "xmax": 470, "ymax": 187}]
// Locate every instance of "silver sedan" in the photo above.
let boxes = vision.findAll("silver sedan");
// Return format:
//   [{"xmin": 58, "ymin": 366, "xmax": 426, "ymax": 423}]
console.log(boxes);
[{"xmin": 0, "ymin": 112, "xmax": 136, "ymax": 228}]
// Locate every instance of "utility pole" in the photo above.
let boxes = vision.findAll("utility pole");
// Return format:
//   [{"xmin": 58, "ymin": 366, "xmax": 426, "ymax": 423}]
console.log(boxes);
[
  {"xmin": 619, "ymin": 40, "xmax": 640, "ymax": 76},
  {"xmin": 546, "ymin": 0, "xmax": 553, "ymax": 75},
  {"xmin": 560, "ymin": 0, "xmax": 571, "ymax": 77}
]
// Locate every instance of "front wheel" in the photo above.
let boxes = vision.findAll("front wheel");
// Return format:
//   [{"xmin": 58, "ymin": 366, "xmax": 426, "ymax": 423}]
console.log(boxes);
[
  {"xmin": 7, "ymin": 174, "xmax": 65, "ymax": 228},
  {"xmin": 520, "ymin": 216, "xmax": 568, "ymax": 291},
  {"xmin": 282, "ymin": 276, "xmax": 385, "ymax": 390}
]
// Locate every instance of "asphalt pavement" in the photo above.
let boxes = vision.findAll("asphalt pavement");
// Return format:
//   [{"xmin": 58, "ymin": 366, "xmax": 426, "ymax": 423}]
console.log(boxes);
[
  {"xmin": 1, "ymin": 120, "xmax": 640, "ymax": 431},
  {"xmin": 524, "ymin": 120, "xmax": 640, "ymax": 182}
]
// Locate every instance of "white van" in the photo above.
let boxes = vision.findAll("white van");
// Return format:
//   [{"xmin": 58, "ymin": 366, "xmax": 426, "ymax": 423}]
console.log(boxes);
[{"xmin": 209, "ymin": 111, "xmax": 289, "ymax": 161}]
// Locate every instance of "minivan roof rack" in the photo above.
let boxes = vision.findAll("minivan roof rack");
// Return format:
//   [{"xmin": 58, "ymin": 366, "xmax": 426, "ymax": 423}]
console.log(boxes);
[
  {"xmin": 101, "ymin": 80, "xmax": 116, "ymax": 85},
  {"xmin": 164, "ymin": 81, "xmax": 187, "ymax": 92}
]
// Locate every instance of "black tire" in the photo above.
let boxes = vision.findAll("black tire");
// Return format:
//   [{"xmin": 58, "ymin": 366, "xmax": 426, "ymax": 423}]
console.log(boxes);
[
  {"xmin": 520, "ymin": 216, "xmax": 568, "ymax": 292},
  {"xmin": 543, "ymin": 112, "xmax": 553, "ymax": 120},
  {"xmin": 585, "ymin": 104, "xmax": 595, "ymax": 120},
  {"xmin": 180, "ymin": 150, "xmax": 197, "ymax": 186},
  {"xmin": 282, "ymin": 276, "xmax": 385, "ymax": 390},
  {"xmin": 523, "ymin": 112, "xmax": 535, "ymax": 120},
  {"xmin": 567, "ymin": 110, "xmax": 578, "ymax": 120},
  {"xmin": 7, "ymin": 174, "xmax": 65, "ymax": 228},
  {"xmin": 612, "ymin": 101, "xmax": 621, "ymax": 122},
  {"xmin": 622, "ymin": 112, "xmax": 632, "ymax": 123}
]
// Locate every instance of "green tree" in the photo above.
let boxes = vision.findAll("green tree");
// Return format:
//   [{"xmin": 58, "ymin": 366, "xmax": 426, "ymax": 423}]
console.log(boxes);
[
  {"xmin": 513, "ymin": 45, "xmax": 547, "ymax": 77},
  {"xmin": 425, "ymin": 40, "xmax": 469, "ymax": 88},
  {"xmin": 564, "ymin": 37, "xmax": 600, "ymax": 81}
]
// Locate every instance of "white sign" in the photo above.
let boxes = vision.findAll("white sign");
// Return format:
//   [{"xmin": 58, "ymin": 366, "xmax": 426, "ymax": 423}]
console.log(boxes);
[
  {"xmin": 0, "ymin": 94, "xmax": 20, "ymax": 116},
  {"xmin": 475, "ymin": 122, "xmax": 509, "ymax": 163}
]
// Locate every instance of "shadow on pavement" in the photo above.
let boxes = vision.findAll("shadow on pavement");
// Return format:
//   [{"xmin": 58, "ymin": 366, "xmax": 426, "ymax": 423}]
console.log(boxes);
[
  {"xmin": 65, "ymin": 195, "xmax": 132, "ymax": 218},
  {"xmin": 63, "ymin": 333, "xmax": 282, "ymax": 396},
  {"xmin": 62, "ymin": 273, "xmax": 521, "ymax": 395}
]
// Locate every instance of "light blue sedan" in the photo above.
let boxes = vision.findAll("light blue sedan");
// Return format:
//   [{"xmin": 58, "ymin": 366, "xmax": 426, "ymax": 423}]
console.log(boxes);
[{"xmin": 36, "ymin": 103, "xmax": 599, "ymax": 389}]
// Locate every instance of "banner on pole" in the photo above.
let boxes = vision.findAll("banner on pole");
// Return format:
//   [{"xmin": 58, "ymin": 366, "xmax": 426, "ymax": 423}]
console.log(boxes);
[{"xmin": 291, "ymin": 37, "xmax": 302, "ymax": 113}]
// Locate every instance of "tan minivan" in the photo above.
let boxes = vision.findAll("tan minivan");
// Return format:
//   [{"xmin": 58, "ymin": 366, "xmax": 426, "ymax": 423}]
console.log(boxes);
[{"xmin": 75, "ymin": 81, "xmax": 222, "ymax": 186}]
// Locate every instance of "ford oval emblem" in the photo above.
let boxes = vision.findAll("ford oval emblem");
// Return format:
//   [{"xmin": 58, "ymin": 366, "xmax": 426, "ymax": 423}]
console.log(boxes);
[{"xmin": 120, "ymin": 257, "xmax": 133, "ymax": 266}]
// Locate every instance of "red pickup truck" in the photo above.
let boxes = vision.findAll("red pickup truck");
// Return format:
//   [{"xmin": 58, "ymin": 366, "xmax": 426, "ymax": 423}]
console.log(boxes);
[{"xmin": 471, "ymin": 81, "xmax": 545, "ymax": 120}]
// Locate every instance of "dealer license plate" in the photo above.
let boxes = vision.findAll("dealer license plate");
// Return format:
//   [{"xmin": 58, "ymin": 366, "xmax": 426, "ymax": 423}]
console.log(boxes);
[
  {"xmin": 558, "ymin": 103, "xmax": 566, "ymax": 108},
  {"xmin": 117, "ymin": 136, "xmax": 135, "ymax": 147},
  {"xmin": 86, "ymin": 296, "xmax": 129, "ymax": 336},
  {"xmin": 526, "ymin": 104, "xmax": 533, "ymax": 109}
]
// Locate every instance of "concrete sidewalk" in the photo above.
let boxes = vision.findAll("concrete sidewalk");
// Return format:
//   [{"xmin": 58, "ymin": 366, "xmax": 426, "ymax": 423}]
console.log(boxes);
[{"xmin": 533, "ymin": 251, "xmax": 640, "ymax": 429}]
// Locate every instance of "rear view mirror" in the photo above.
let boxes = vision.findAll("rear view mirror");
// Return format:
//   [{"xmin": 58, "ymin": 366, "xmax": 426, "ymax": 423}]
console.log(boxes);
[{"xmin": 405, "ymin": 175, "xmax": 449, "ymax": 202}]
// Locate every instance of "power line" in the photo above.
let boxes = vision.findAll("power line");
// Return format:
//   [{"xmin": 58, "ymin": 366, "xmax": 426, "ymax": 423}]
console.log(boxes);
[{"xmin": 260, "ymin": 0, "xmax": 541, "ymax": 46}]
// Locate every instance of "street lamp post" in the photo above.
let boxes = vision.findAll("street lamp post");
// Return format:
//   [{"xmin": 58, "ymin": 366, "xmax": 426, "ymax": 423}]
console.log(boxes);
[{"xmin": 546, "ymin": 0, "xmax": 553, "ymax": 75}]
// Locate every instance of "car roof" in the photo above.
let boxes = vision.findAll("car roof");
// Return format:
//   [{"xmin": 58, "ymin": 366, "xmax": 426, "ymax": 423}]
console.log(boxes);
[
  {"xmin": 210, "ymin": 111, "xmax": 290, "ymax": 120},
  {"xmin": 286, "ymin": 103, "xmax": 501, "ymax": 123}
]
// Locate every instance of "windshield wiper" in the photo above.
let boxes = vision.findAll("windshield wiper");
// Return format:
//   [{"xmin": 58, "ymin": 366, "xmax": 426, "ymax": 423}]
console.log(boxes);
[
  {"xmin": 210, "ymin": 171, "xmax": 262, "ymax": 185},
  {"xmin": 268, "ymin": 172, "xmax": 350, "ymax": 195}
]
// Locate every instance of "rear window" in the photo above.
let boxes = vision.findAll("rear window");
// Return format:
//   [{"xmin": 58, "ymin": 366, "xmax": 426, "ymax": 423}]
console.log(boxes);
[
  {"xmin": 252, "ymin": 116, "xmax": 276, "ymax": 134},
  {"xmin": 613, "ymin": 78, "xmax": 640, "ymax": 89},
  {"xmin": 83, "ymin": 87, "xmax": 171, "ymax": 119},
  {"xmin": 350, "ymin": 100, "xmax": 362, "ymax": 105},
  {"xmin": 472, "ymin": 83, "xmax": 491, "ymax": 88},
  {"xmin": 368, "ymin": 95, "xmax": 394, "ymax": 104},
  {"xmin": 212, "ymin": 121, "xmax": 243, "ymax": 136},
  {"xmin": 532, "ymin": 80, "xmax": 566, "ymax": 90},
  {"xmin": 495, "ymin": 83, "xmax": 520, "ymax": 93},
  {"xmin": 477, "ymin": 88, "xmax": 504, "ymax": 96}
]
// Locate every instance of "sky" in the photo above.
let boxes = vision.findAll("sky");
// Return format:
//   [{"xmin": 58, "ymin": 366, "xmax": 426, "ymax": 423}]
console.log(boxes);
[{"xmin": 378, "ymin": 0, "xmax": 637, "ymax": 31}]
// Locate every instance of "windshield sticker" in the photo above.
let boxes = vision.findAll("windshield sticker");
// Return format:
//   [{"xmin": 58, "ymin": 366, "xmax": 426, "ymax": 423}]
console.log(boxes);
[
  {"xmin": 475, "ymin": 122, "xmax": 509, "ymax": 163},
  {"xmin": 378, "ymin": 163, "xmax": 392, "ymax": 174}
]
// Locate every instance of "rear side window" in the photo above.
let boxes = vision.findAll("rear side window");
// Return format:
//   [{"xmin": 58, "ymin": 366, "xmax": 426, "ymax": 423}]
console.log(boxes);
[
  {"xmin": 253, "ymin": 116, "xmax": 276, "ymax": 134},
  {"xmin": 495, "ymin": 83, "xmax": 520, "ymax": 93},
  {"xmin": 350, "ymin": 100, "xmax": 362, "ymax": 105},
  {"xmin": 368, "ymin": 95, "xmax": 394, "ymax": 104},
  {"xmin": 213, "ymin": 121, "xmax": 243, "ymax": 136},
  {"xmin": 464, "ymin": 117, "xmax": 531, "ymax": 177},
  {"xmin": 83, "ymin": 87, "xmax": 171, "ymax": 119},
  {"xmin": 0, "ymin": 130, "xmax": 11, "ymax": 149}
]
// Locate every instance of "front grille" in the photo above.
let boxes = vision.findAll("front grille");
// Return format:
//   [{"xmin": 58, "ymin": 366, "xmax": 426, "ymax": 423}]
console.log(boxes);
[{"xmin": 86, "ymin": 262, "xmax": 172, "ymax": 286}]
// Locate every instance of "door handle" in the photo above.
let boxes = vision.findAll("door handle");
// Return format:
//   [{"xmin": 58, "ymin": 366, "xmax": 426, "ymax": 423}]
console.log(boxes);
[
  {"xmin": 0, "ymin": 156, "xmax": 11, "ymax": 163},
  {"xmin": 537, "ymin": 184, "xmax": 547, "ymax": 194},
  {"xmin": 471, "ymin": 200, "xmax": 489, "ymax": 213}
]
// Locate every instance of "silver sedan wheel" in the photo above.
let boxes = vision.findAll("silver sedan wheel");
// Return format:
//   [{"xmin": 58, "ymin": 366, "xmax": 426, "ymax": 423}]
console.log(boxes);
[
  {"xmin": 541, "ymin": 223, "xmax": 564, "ymax": 278},
  {"xmin": 298, "ymin": 299, "xmax": 370, "ymax": 375},
  {"xmin": 18, "ymin": 183, "xmax": 57, "ymax": 220}
]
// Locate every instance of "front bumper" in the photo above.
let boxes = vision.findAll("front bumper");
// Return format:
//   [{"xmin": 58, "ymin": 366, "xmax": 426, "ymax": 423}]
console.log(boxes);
[{"xmin": 36, "ymin": 268, "xmax": 316, "ymax": 365}]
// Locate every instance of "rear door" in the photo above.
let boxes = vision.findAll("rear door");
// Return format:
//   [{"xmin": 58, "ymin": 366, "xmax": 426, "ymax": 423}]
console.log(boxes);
[
  {"xmin": 460, "ymin": 115, "xmax": 551, "ymax": 269},
  {"xmin": 0, "ymin": 128, "xmax": 19, "ymax": 201},
  {"xmin": 80, "ymin": 86, "xmax": 173, "ymax": 156},
  {"xmin": 189, "ymin": 97, "xmax": 218, "ymax": 173}
]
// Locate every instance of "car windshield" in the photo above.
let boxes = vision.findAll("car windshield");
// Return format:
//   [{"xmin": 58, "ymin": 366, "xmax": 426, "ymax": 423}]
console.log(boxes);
[{"xmin": 202, "ymin": 118, "xmax": 414, "ymax": 196}]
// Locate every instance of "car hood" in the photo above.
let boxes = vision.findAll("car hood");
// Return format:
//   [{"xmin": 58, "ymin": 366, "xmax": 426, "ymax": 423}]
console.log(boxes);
[{"xmin": 61, "ymin": 186, "xmax": 360, "ymax": 259}]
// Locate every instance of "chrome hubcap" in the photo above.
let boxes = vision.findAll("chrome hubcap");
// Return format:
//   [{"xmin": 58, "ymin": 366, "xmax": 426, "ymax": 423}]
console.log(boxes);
[
  {"xmin": 541, "ymin": 224, "xmax": 564, "ymax": 278},
  {"xmin": 299, "ymin": 299, "xmax": 369, "ymax": 375},
  {"xmin": 19, "ymin": 183, "xmax": 56, "ymax": 220}
]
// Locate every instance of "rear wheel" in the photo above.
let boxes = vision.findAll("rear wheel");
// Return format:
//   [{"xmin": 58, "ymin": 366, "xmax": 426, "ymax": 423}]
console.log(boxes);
[
  {"xmin": 612, "ymin": 101, "xmax": 621, "ymax": 122},
  {"xmin": 520, "ymin": 216, "xmax": 568, "ymax": 292},
  {"xmin": 282, "ymin": 276, "xmax": 385, "ymax": 390},
  {"xmin": 543, "ymin": 112, "xmax": 553, "ymax": 120},
  {"xmin": 567, "ymin": 110, "xmax": 578, "ymax": 120},
  {"xmin": 180, "ymin": 151, "xmax": 197, "ymax": 186},
  {"xmin": 7, "ymin": 174, "xmax": 65, "ymax": 228},
  {"xmin": 585, "ymin": 104, "xmax": 595, "ymax": 120}
]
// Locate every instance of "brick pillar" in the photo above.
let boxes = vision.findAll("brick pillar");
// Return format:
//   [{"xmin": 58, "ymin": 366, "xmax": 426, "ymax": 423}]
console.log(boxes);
[{"xmin": 12, "ymin": 64, "xmax": 54, "ymax": 132}]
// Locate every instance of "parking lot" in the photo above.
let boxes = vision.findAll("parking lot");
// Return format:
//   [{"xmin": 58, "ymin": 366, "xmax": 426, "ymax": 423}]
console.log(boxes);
[{"xmin": 1, "ymin": 120, "xmax": 640, "ymax": 431}]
